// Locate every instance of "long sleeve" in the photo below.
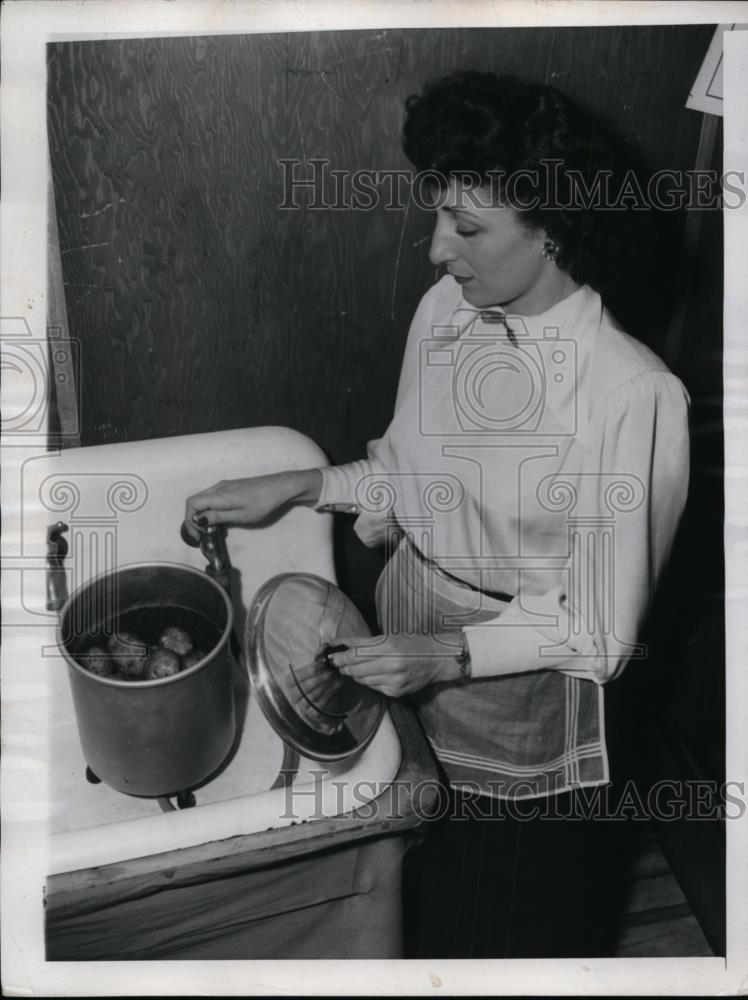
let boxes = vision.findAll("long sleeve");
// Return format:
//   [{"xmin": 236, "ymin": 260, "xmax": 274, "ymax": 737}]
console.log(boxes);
[
  {"xmin": 315, "ymin": 448, "xmax": 387, "ymax": 513},
  {"xmin": 315, "ymin": 438, "xmax": 395, "ymax": 547},
  {"xmin": 464, "ymin": 370, "xmax": 691, "ymax": 684}
]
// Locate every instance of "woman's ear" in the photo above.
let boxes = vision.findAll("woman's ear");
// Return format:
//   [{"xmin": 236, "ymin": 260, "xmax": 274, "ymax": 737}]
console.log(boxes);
[
  {"xmin": 541, "ymin": 235, "xmax": 561, "ymax": 263},
  {"xmin": 526, "ymin": 224, "xmax": 548, "ymax": 256}
]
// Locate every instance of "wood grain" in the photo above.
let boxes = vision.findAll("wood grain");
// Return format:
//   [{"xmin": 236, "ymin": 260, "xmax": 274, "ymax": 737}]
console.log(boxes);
[
  {"xmin": 47, "ymin": 142, "xmax": 81, "ymax": 448},
  {"xmin": 48, "ymin": 34, "xmax": 291, "ymax": 445}
]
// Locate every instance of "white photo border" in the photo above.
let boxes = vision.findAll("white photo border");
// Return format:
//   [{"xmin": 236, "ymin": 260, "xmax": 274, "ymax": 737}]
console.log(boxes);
[{"xmin": 2, "ymin": 1, "xmax": 746, "ymax": 995}]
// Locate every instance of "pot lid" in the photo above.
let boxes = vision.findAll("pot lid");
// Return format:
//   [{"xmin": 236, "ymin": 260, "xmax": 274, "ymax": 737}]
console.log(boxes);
[{"xmin": 245, "ymin": 573, "xmax": 385, "ymax": 762}]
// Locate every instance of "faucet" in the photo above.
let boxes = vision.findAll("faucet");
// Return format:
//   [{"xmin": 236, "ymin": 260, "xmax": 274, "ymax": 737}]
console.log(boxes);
[{"xmin": 46, "ymin": 521, "xmax": 70, "ymax": 612}]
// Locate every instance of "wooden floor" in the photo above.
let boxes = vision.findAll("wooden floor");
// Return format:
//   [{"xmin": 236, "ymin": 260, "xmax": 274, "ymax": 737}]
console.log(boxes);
[{"xmin": 607, "ymin": 822, "xmax": 713, "ymax": 957}]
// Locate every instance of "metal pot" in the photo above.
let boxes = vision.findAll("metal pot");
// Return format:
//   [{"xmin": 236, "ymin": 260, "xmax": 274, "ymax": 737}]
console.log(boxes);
[{"xmin": 57, "ymin": 562, "xmax": 236, "ymax": 798}]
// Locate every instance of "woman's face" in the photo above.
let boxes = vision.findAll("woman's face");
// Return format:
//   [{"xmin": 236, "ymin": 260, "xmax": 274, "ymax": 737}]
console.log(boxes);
[{"xmin": 427, "ymin": 179, "xmax": 552, "ymax": 313}]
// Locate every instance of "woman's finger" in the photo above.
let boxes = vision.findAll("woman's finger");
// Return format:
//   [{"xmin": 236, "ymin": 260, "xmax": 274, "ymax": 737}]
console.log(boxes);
[
  {"xmin": 182, "ymin": 516, "xmax": 202, "ymax": 542},
  {"xmin": 333, "ymin": 635, "xmax": 385, "ymax": 648},
  {"xmin": 182, "ymin": 509, "xmax": 219, "ymax": 537},
  {"xmin": 189, "ymin": 507, "xmax": 245, "ymax": 528},
  {"xmin": 293, "ymin": 658, "xmax": 322, "ymax": 683},
  {"xmin": 327, "ymin": 636, "xmax": 389, "ymax": 668},
  {"xmin": 338, "ymin": 662, "xmax": 404, "ymax": 684},
  {"xmin": 185, "ymin": 486, "xmax": 225, "ymax": 535},
  {"xmin": 345, "ymin": 674, "xmax": 400, "ymax": 697},
  {"xmin": 187, "ymin": 484, "xmax": 239, "ymax": 515}
]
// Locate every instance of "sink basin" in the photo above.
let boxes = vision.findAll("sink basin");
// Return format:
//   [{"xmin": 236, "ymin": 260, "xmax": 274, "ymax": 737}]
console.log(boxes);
[{"xmin": 15, "ymin": 426, "xmax": 400, "ymax": 875}]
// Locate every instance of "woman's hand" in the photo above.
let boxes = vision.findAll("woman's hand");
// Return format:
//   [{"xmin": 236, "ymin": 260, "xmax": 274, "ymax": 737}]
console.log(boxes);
[
  {"xmin": 328, "ymin": 632, "xmax": 465, "ymax": 696},
  {"xmin": 184, "ymin": 469, "xmax": 322, "ymax": 540}
]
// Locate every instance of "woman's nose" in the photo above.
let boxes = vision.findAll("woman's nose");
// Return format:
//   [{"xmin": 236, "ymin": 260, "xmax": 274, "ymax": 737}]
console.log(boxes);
[{"xmin": 428, "ymin": 215, "xmax": 455, "ymax": 267}]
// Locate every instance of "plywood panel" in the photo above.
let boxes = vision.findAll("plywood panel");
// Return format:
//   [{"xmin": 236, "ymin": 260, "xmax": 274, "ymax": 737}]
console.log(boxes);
[{"xmin": 48, "ymin": 34, "xmax": 292, "ymax": 445}]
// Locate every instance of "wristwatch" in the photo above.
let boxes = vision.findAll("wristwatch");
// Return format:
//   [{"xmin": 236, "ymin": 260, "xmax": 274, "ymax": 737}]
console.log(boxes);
[{"xmin": 454, "ymin": 632, "xmax": 472, "ymax": 680}]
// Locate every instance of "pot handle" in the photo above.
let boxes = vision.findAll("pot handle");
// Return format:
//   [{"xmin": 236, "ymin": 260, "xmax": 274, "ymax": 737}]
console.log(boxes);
[
  {"xmin": 46, "ymin": 521, "xmax": 70, "ymax": 613},
  {"xmin": 182, "ymin": 518, "xmax": 245, "ymax": 669},
  {"xmin": 181, "ymin": 518, "xmax": 232, "ymax": 592},
  {"xmin": 181, "ymin": 518, "xmax": 305, "ymax": 785}
]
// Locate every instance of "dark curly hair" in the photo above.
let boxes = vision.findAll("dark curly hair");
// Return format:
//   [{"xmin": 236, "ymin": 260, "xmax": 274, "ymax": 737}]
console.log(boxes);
[{"xmin": 402, "ymin": 71, "xmax": 646, "ymax": 303}]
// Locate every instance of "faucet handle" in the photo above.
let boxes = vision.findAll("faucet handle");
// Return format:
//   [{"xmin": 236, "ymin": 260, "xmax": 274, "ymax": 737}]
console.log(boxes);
[
  {"xmin": 46, "ymin": 521, "xmax": 69, "ymax": 612},
  {"xmin": 47, "ymin": 521, "xmax": 69, "ymax": 558}
]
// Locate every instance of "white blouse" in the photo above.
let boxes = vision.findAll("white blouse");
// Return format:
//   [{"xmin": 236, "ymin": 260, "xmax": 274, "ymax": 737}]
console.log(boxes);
[{"xmin": 316, "ymin": 275, "xmax": 690, "ymax": 686}]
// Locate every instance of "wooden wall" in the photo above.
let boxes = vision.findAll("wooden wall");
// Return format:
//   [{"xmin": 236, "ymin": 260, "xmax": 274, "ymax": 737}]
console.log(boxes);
[{"xmin": 47, "ymin": 25, "xmax": 720, "ymax": 622}]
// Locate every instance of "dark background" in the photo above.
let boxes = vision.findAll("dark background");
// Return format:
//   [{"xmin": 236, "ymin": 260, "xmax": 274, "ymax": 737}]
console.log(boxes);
[{"xmin": 47, "ymin": 25, "xmax": 725, "ymax": 952}]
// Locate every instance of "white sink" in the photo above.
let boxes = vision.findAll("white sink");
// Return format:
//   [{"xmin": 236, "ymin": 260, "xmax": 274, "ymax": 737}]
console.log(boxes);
[{"xmin": 14, "ymin": 427, "xmax": 400, "ymax": 875}]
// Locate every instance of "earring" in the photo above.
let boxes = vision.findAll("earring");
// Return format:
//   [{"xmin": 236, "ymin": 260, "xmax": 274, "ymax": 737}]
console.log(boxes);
[{"xmin": 542, "ymin": 238, "xmax": 560, "ymax": 262}]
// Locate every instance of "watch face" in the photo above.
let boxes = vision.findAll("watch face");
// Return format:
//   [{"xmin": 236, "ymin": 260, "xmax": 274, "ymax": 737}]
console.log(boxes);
[{"xmin": 245, "ymin": 573, "xmax": 385, "ymax": 761}]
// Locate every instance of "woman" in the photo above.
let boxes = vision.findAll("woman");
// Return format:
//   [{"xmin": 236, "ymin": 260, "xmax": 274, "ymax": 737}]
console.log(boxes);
[{"xmin": 185, "ymin": 73, "xmax": 690, "ymax": 957}]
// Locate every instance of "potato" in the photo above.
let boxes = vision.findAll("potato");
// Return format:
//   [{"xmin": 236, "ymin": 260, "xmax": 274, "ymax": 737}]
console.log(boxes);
[
  {"xmin": 82, "ymin": 645, "xmax": 114, "ymax": 677},
  {"xmin": 147, "ymin": 646, "xmax": 182, "ymax": 679},
  {"xmin": 159, "ymin": 625, "xmax": 193, "ymax": 657},
  {"xmin": 182, "ymin": 649, "xmax": 206, "ymax": 670},
  {"xmin": 107, "ymin": 630, "xmax": 149, "ymax": 678}
]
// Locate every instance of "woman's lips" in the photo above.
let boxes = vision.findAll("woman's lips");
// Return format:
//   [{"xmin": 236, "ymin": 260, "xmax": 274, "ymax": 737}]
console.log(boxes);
[{"xmin": 450, "ymin": 274, "xmax": 473, "ymax": 285}]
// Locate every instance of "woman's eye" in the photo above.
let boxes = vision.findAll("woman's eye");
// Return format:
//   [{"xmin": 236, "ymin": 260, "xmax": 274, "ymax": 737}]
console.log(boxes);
[{"xmin": 456, "ymin": 228, "xmax": 479, "ymax": 238}]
